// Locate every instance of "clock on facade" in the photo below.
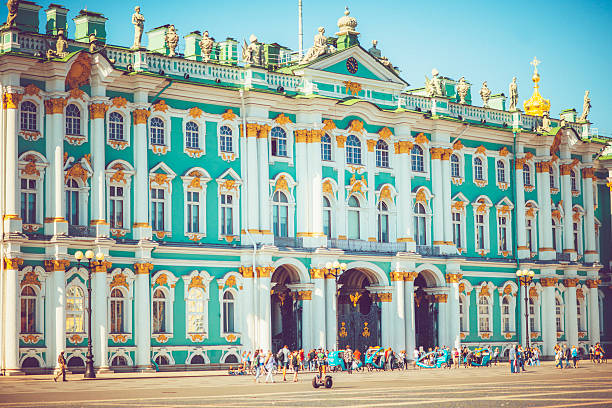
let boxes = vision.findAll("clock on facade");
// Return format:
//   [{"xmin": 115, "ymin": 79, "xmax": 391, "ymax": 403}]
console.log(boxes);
[{"xmin": 346, "ymin": 57, "xmax": 358, "ymax": 74}]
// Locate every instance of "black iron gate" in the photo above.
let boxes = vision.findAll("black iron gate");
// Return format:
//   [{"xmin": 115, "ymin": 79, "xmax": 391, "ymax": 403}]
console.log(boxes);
[
  {"xmin": 271, "ymin": 292, "xmax": 302, "ymax": 352},
  {"xmin": 338, "ymin": 302, "xmax": 381, "ymax": 354},
  {"xmin": 414, "ymin": 291, "xmax": 437, "ymax": 350}
]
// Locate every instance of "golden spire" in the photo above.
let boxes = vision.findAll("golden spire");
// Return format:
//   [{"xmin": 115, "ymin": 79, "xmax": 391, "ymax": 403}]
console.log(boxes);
[{"xmin": 523, "ymin": 56, "xmax": 550, "ymax": 116}]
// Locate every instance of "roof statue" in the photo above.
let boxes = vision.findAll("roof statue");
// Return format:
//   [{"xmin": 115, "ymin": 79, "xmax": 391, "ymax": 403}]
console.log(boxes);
[
  {"xmin": 578, "ymin": 90, "xmax": 591, "ymax": 122},
  {"xmin": 523, "ymin": 56, "xmax": 550, "ymax": 116},
  {"xmin": 199, "ymin": 31, "xmax": 214, "ymax": 62},
  {"xmin": 508, "ymin": 77, "xmax": 518, "ymax": 111},
  {"xmin": 89, "ymin": 33, "xmax": 98, "ymax": 53},
  {"xmin": 537, "ymin": 111, "xmax": 552, "ymax": 133},
  {"xmin": 301, "ymin": 27, "xmax": 330, "ymax": 64},
  {"xmin": 242, "ymin": 34, "xmax": 263, "ymax": 66},
  {"xmin": 5, "ymin": 0, "xmax": 18, "ymax": 27},
  {"xmin": 368, "ymin": 40, "xmax": 382, "ymax": 58},
  {"xmin": 46, "ymin": 29, "xmax": 68, "ymax": 59},
  {"xmin": 456, "ymin": 77, "xmax": 469, "ymax": 104},
  {"xmin": 425, "ymin": 68, "xmax": 444, "ymax": 97},
  {"xmin": 480, "ymin": 81, "xmax": 491, "ymax": 108},
  {"xmin": 336, "ymin": 6, "xmax": 358, "ymax": 36},
  {"xmin": 132, "ymin": 6, "xmax": 145, "ymax": 49},
  {"xmin": 165, "ymin": 25, "xmax": 179, "ymax": 57}
]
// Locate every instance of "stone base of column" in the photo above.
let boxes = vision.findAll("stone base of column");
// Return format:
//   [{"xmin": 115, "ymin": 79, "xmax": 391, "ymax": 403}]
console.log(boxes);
[
  {"xmin": 133, "ymin": 224, "xmax": 152, "ymax": 240},
  {"xmin": 90, "ymin": 221, "xmax": 110, "ymax": 238},
  {"xmin": 44, "ymin": 218, "xmax": 68, "ymax": 236},
  {"xmin": 584, "ymin": 252, "xmax": 599, "ymax": 264},
  {"xmin": 441, "ymin": 243, "xmax": 457, "ymax": 255},
  {"xmin": 301, "ymin": 235, "xmax": 327, "ymax": 249},
  {"xmin": 3, "ymin": 216, "xmax": 22, "ymax": 234},
  {"xmin": 95, "ymin": 366, "xmax": 112, "ymax": 374},
  {"xmin": 135, "ymin": 365, "xmax": 156, "ymax": 373},
  {"xmin": 3, "ymin": 369, "xmax": 25, "ymax": 376},
  {"xmin": 259, "ymin": 231, "xmax": 274, "ymax": 245},
  {"xmin": 517, "ymin": 248, "xmax": 530, "ymax": 260},
  {"xmin": 538, "ymin": 249, "xmax": 556, "ymax": 261}
]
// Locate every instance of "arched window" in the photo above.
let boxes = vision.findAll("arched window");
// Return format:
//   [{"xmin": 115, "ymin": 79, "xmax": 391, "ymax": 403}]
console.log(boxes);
[
  {"xmin": 152, "ymin": 288, "xmax": 167, "ymax": 333},
  {"xmin": 523, "ymin": 164, "xmax": 532, "ymax": 186},
  {"xmin": 459, "ymin": 294, "xmax": 467, "ymax": 332},
  {"xmin": 20, "ymin": 286, "xmax": 37, "ymax": 333},
  {"xmin": 321, "ymin": 133, "xmax": 332, "ymax": 161},
  {"xmin": 478, "ymin": 296, "xmax": 491, "ymax": 332},
  {"xmin": 110, "ymin": 288, "xmax": 125, "ymax": 333},
  {"xmin": 187, "ymin": 288, "xmax": 205, "ymax": 334},
  {"xmin": 450, "ymin": 154, "xmax": 460, "ymax": 178},
  {"xmin": 108, "ymin": 112, "xmax": 124, "ymax": 141},
  {"xmin": 219, "ymin": 125, "xmax": 233, "ymax": 153},
  {"xmin": 346, "ymin": 135, "xmax": 361, "ymax": 165},
  {"xmin": 375, "ymin": 140, "xmax": 389, "ymax": 168},
  {"xmin": 20, "ymin": 101, "xmax": 37, "ymax": 131},
  {"xmin": 155, "ymin": 355, "xmax": 169, "ymax": 365},
  {"xmin": 501, "ymin": 296, "xmax": 511, "ymax": 332},
  {"xmin": 570, "ymin": 170, "xmax": 577, "ymax": 191},
  {"xmin": 65, "ymin": 178, "xmax": 80, "ymax": 225},
  {"xmin": 272, "ymin": 191, "xmax": 289, "ymax": 237},
  {"xmin": 66, "ymin": 286, "xmax": 84, "ymax": 333},
  {"xmin": 65, "ymin": 104, "xmax": 81, "ymax": 135},
  {"xmin": 573, "ymin": 219, "xmax": 582, "ymax": 254},
  {"xmin": 347, "ymin": 195, "xmax": 361, "ymax": 240},
  {"xmin": 185, "ymin": 121, "xmax": 199, "ymax": 149},
  {"xmin": 271, "ymin": 127, "xmax": 287, "ymax": 157},
  {"xmin": 414, "ymin": 203, "xmax": 427, "ymax": 246},
  {"xmin": 111, "ymin": 355, "xmax": 128, "ymax": 366},
  {"xmin": 377, "ymin": 201, "xmax": 389, "ymax": 243},
  {"xmin": 473, "ymin": 157, "xmax": 484, "ymax": 181},
  {"xmin": 150, "ymin": 117, "xmax": 165, "ymax": 146},
  {"xmin": 191, "ymin": 354, "xmax": 206, "ymax": 364},
  {"xmin": 322, "ymin": 196, "xmax": 332, "ymax": 238},
  {"xmin": 496, "ymin": 160, "xmax": 506, "ymax": 183},
  {"xmin": 20, "ymin": 178, "xmax": 37, "ymax": 224},
  {"xmin": 222, "ymin": 291, "xmax": 235, "ymax": 333},
  {"xmin": 555, "ymin": 297, "xmax": 564, "ymax": 332},
  {"xmin": 411, "ymin": 145, "xmax": 424, "ymax": 172}
]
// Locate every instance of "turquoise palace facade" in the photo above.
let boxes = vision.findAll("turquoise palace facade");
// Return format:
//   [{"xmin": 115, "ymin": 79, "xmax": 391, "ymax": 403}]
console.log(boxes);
[{"xmin": 0, "ymin": 2, "xmax": 611, "ymax": 373}]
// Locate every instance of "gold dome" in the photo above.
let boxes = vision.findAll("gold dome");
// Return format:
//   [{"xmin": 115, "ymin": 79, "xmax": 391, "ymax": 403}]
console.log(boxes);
[
  {"xmin": 523, "ymin": 57, "xmax": 550, "ymax": 116},
  {"xmin": 337, "ymin": 7, "xmax": 359, "ymax": 36}
]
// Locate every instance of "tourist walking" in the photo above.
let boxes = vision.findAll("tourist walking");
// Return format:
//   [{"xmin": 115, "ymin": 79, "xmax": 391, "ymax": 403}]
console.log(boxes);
[
  {"xmin": 493, "ymin": 347, "xmax": 499, "ymax": 366},
  {"xmin": 564, "ymin": 345, "xmax": 572, "ymax": 368},
  {"xmin": 344, "ymin": 345, "xmax": 353, "ymax": 374},
  {"xmin": 279, "ymin": 345, "xmax": 290, "ymax": 381},
  {"xmin": 53, "ymin": 350, "xmax": 67, "ymax": 382},
  {"xmin": 254, "ymin": 349, "xmax": 265, "ymax": 383},
  {"xmin": 509, "ymin": 346, "xmax": 516, "ymax": 373},
  {"xmin": 571, "ymin": 346, "xmax": 579, "ymax": 368},
  {"xmin": 555, "ymin": 348, "xmax": 564, "ymax": 369},
  {"xmin": 264, "ymin": 351, "xmax": 276, "ymax": 383},
  {"xmin": 291, "ymin": 350, "xmax": 300, "ymax": 382}
]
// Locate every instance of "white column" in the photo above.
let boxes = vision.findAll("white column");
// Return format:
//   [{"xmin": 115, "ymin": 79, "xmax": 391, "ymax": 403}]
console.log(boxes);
[
  {"xmin": 515, "ymin": 160, "xmax": 528, "ymax": 258},
  {"xmin": 437, "ymin": 295, "xmax": 448, "ymax": 347},
  {"xmin": 430, "ymin": 149, "xmax": 444, "ymax": 248},
  {"xmin": 587, "ymin": 280, "xmax": 601, "ymax": 345},
  {"xmin": 53, "ymin": 264, "xmax": 67, "ymax": 369},
  {"xmin": 243, "ymin": 125, "xmax": 260, "ymax": 239},
  {"xmin": 92, "ymin": 265, "xmax": 109, "ymax": 369},
  {"xmin": 560, "ymin": 164, "xmax": 575, "ymax": 260},
  {"xmin": 335, "ymin": 136, "xmax": 347, "ymax": 239},
  {"xmin": 366, "ymin": 140, "xmax": 376, "ymax": 241},
  {"xmin": 2, "ymin": 91, "xmax": 22, "ymax": 233},
  {"xmin": 44, "ymin": 98, "xmax": 68, "ymax": 236},
  {"xmin": 381, "ymin": 296, "xmax": 393, "ymax": 348},
  {"xmin": 132, "ymin": 109, "xmax": 152, "ymax": 240},
  {"xmin": 582, "ymin": 169, "xmax": 598, "ymax": 263},
  {"xmin": 89, "ymin": 103, "xmax": 110, "ymax": 237},
  {"xmin": 295, "ymin": 132, "xmax": 309, "ymax": 239},
  {"xmin": 565, "ymin": 279, "xmax": 578, "ymax": 347},
  {"xmin": 537, "ymin": 162, "xmax": 554, "ymax": 260},
  {"xmin": 257, "ymin": 128, "xmax": 272, "ymax": 244},
  {"xmin": 519, "ymin": 285, "xmax": 527, "ymax": 346},
  {"xmin": 239, "ymin": 268, "xmax": 255, "ymax": 352},
  {"xmin": 308, "ymin": 131, "xmax": 325, "ymax": 247},
  {"xmin": 3, "ymin": 260, "xmax": 20, "ymax": 373},
  {"xmin": 312, "ymin": 271, "xmax": 326, "ymax": 348},
  {"xmin": 441, "ymin": 151, "xmax": 454, "ymax": 253},
  {"xmin": 447, "ymin": 275, "xmax": 461, "ymax": 349},
  {"xmin": 404, "ymin": 276, "xmax": 416, "ymax": 353},
  {"xmin": 133, "ymin": 263, "xmax": 152, "ymax": 369},
  {"xmin": 391, "ymin": 274, "xmax": 405, "ymax": 352},
  {"xmin": 301, "ymin": 293, "xmax": 313, "ymax": 351},
  {"xmin": 395, "ymin": 140, "xmax": 414, "ymax": 250},
  {"xmin": 540, "ymin": 278, "xmax": 557, "ymax": 357},
  {"xmin": 324, "ymin": 276, "xmax": 337, "ymax": 349},
  {"xmin": 258, "ymin": 269, "xmax": 271, "ymax": 350},
  {"xmin": 44, "ymin": 270, "xmax": 56, "ymax": 368}
]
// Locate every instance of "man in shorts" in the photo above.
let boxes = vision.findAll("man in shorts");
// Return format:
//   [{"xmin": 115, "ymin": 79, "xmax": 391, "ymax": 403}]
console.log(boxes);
[{"xmin": 280, "ymin": 345, "xmax": 290, "ymax": 381}]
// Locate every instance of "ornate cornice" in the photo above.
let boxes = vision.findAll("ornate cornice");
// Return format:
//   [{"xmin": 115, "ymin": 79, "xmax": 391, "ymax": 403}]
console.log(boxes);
[
  {"xmin": 540, "ymin": 277, "xmax": 558, "ymax": 287},
  {"xmin": 89, "ymin": 103, "xmax": 109, "ymax": 119},
  {"xmin": 4, "ymin": 257, "xmax": 23, "ymax": 270},
  {"xmin": 44, "ymin": 259, "xmax": 70, "ymax": 272},
  {"xmin": 3, "ymin": 92, "xmax": 23, "ymax": 109},
  {"xmin": 132, "ymin": 109, "xmax": 150, "ymax": 125},
  {"xmin": 44, "ymin": 98, "xmax": 67, "ymax": 114},
  {"xmin": 133, "ymin": 262, "xmax": 154, "ymax": 275}
]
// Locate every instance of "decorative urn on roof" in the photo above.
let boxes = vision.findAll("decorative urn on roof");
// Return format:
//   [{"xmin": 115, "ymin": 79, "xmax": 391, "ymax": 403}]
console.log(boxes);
[
  {"xmin": 336, "ymin": 7, "xmax": 359, "ymax": 36},
  {"xmin": 523, "ymin": 56, "xmax": 550, "ymax": 116}
]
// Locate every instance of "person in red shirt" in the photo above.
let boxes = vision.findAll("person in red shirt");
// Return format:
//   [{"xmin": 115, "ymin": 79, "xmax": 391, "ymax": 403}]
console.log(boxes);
[{"xmin": 353, "ymin": 348, "xmax": 361, "ymax": 368}]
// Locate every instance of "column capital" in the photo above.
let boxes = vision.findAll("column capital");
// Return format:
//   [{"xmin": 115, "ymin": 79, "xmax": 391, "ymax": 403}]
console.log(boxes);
[
  {"xmin": 441, "ymin": 148, "xmax": 453, "ymax": 160},
  {"xmin": 93, "ymin": 260, "xmax": 113, "ymax": 273},
  {"xmin": 294, "ymin": 290, "xmax": 312, "ymax": 300},
  {"xmin": 430, "ymin": 147, "xmax": 444, "ymax": 160},
  {"xmin": 89, "ymin": 103, "xmax": 109, "ymax": 119},
  {"xmin": 2, "ymin": 92, "xmax": 23, "ymax": 109},
  {"xmin": 390, "ymin": 271, "xmax": 404, "ymax": 281},
  {"xmin": 239, "ymin": 266, "xmax": 254, "ymax": 278},
  {"xmin": 309, "ymin": 268, "xmax": 324, "ymax": 279},
  {"xmin": 404, "ymin": 271, "xmax": 419, "ymax": 281},
  {"xmin": 44, "ymin": 97, "xmax": 67, "ymax": 114},
  {"xmin": 336, "ymin": 135, "xmax": 346, "ymax": 148},
  {"xmin": 540, "ymin": 277, "xmax": 558, "ymax": 287},
  {"xmin": 515, "ymin": 157, "xmax": 526, "ymax": 169},
  {"xmin": 44, "ymin": 259, "xmax": 70, "ymax": 272},
  {"xmin": 257, "ymin": 124, "xmax": 271, "ymax": 138},
  {"xmin": 366, "ymin": 139, "xmax": 377, "ymax": 152},
  {"xmin": 3, "ymin": 257, "xmax": 23, "ymax": 270},
  {"xmin": 133, "ymin": 262, "xmax": 154, "ymax": 274},
  {"xmin": 433, "ymin": 293, "xmax": 448, "ymax": 303},
  {"xmin": 372, "ymin": 292, "xmax": 393, "ymax": 302},
  {"xmin": 582, "ymin": 167, "xmax": 595, "ymax": 179},
  {"xmin": 132, "ymin": 109, "xmax": 150, "ymax": 125},
  {"xmin": 586, "ymin": 279, "xmax": 601, "ymax": 288},
  {"xmin": 445, "ymin": 273, "xmax": 463, "ymax": 283},
  {"xmin": 536, "ymin": 161, "xmax": 551, "ymax": 173},
  {"xmin": 563, "ymin": 278, "xmax": 579, "ymax": 287},
  {"xmin": 256, "ymin": 266, "xmax": 274, "ymax": 278},
  {"xmin": 394, "ymin": 140, "xmax": 414, "ymax": 154}
]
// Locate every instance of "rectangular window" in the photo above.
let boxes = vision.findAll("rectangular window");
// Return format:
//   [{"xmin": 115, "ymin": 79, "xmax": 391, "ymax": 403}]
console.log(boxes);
[
  {"xmin": 110, "ymin": 186, "xmax": 124, "ymax": 229},
  {"xmin": 220, "ymin": 194, "xmax": 233, "ymax": 235},
  {"xmin": 20, "ymin": 178, "xmax": 37, "ymax": 224},
  {"xmin": 498, "ymin": 216, "xmax": 507, "ymax": 252},
  {"xmin": 452, "ymin": 212, "xmax": 462, "ymax": 248},
  {"xmin": 476, "ymin": 214, "xmax": 485, "ymax": 250},
  {"xmin": 151, "ymin": 188, "xmax": 165, "ymax": 231},
  {"xmin": 66, "ymin": 190, "xmax": 79, "ymax": 225},
  {"xmin": 348, "ymin": 210, "xmax": 360, "ymax": 240},
  {"xmin": 323, "ymin": 209, "xmax": 331, "ymax": 238},
  {"xmin": 110, "ymin": 299, "xmax": 124, "ymax": 333},
  {"xmin": 186, "ymin": 191, "xmax": 199, "ymax": 233}
]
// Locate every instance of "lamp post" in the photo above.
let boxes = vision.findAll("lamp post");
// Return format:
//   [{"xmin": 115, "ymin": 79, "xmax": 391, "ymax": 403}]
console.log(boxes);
[
  {"xmin": 325, "ymin": 261, "xmax": 347, "ymax": 351},
  {"xmin": 516, "ymin": 269, "xmax": 535, "ymax": 349},
  {"xmin": 75, "ymin": 249, "xmax": 105, "ymax": 379}
]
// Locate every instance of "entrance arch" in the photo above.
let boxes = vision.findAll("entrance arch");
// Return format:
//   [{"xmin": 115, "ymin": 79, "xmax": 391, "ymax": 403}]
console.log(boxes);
[
  {"xmin": 271, "ymin": 264, "xmax": 302, "ymax": 352},
  {"xmin": 414, "ymin": 270, "xmax": 440, "ymax": 350},
  {"xmin": 337, "ymin": 268, "xmax": 382, "ymax": 354}
]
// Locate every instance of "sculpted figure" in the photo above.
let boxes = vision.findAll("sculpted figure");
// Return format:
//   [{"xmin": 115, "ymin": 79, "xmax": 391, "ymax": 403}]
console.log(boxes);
[
  {"xmin": 46, "ymin": 29, "xmax": 68, "ymax": 59},
  {"xmin": 378, "ymin": 56, "xmax": 395, "ymax": 72},
  {"xmin": 132, "ymin": 6, "xmax": 145, "ymax": 49},
  {"xmin": 456, "ymin": 77, "xmax": 469, "ymax": 104},
  {"xmin": 301, "ymin": 27, "xmax": 329, "ymax": 63},
  {"xmin": 480, "ymin": 81, "xmax": 491, "ymax": 108},
  {"xmin": 199, "ymin": 30, "xmax": 214, "ymax": 62},
  {"xmin": 89, "ymin": 33, "xmax": 97, "ymax": 53},
  {"xmin": 242, "ymin": 34, "xmax": 263, "ymax": 66},
  {"xmin": 165, "ymin": 25, "xmax": 179, "ymax": 57},
  {"xmin": 538, "ymin": 111, "xmax": 551, "ymax": 132},
  {"xmin": 425, "ymin": 68, "xmax": 444, "ymax": 97},
  {"xmin": 578, "ymin": 90, "xmax": 591, "ymax": 122},
  {"xmin": 5, "ymin": 0, "xmax": 19, "ymax": 27},
  {"xmin": 509, "ymin": 77, "xmax": 518, "ymax": 111}
]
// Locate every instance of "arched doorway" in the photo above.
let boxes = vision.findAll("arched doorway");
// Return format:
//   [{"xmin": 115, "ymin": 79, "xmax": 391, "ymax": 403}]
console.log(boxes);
[
  {"xmin": 337, "ymin": 268, "xmax": 381, "ymax": 354},
  {"xmin": 271, "ymin": 265, "xmax": 302, "ymax": 352},
  {"xmin": 414, "ymin": 272, "xmax": 438, "ymax": 350}
]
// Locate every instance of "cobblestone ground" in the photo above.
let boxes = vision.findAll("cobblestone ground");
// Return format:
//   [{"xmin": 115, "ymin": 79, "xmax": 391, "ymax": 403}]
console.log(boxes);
[{"xmin": 1, "ymin": 361, "xmax": 611, "ymax": 407}]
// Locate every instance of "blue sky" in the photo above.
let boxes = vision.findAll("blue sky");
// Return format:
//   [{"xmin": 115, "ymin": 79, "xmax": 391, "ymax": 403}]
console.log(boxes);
[{"xmin": 6, "ymin": 0, "xmax": 612, "ymax": 134}]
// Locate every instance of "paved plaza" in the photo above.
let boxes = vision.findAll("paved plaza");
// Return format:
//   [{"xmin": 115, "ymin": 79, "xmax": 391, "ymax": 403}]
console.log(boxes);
[{"xmin": 0, "ymin": 362, "xmax": 611, "ymax": 407}]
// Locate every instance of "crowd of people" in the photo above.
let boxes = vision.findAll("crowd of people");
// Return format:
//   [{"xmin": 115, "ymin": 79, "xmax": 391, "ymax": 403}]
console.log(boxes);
[{"xmin": 554, "ymin": 343, "xmax": 606, "ymax": 369}]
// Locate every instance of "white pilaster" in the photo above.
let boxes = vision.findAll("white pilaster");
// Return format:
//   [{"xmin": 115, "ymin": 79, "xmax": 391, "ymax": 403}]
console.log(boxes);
[
  {"xmin": 587, "ymin": 280, "xmax": 601, "ymax": 345},
  {"xmin": 537, "ymin": 161, "xmax": 554, "ymax": 260},
  {"xmin": 335, "ymin": 137, "xmax": 347, "ymax": 239},
  {"xmin": 394, "ymin": 136, "xmax": 414, "ymax": 250},
  {"xmin": 257, "ymin": 130, "xmax": 272, "ymax": 244},
  {"xmin": 324, "ymin": 276, "xmax": 337, "ymax": 349},
  {"xmin": 430, "ymin": 149, "xmax": 444, "ymax": 248},
  {"xmin": 92, "ymin": 267, "xmax": 109, "ymax": 369},
  {"xmin": 3, "ymin": 264, "xmax": 19, "ymax": 373},
  {"xmin": 44, "ymin": 97, "xmax": 68, "ymax": 236},
  {"xmin": 239, "ymin": 268, "xmax": 255, "ymax": 352},
  {"xmin": 132, "ymin": 107, "xmax": 152, "ymax": 240},
  {"xmin": 515, "ymin": 160, "xmax": 528, "ymax": 258},
  {"xmin": 89, "ymin": 102, "xmax": 110, "ymax": 237},
  {"xmin": 2, "ymin": 90, "xmax": 22, "ymax": 233},
  {"xmin": 312, "ymin": 271, "xmax": 326, "ymax": 348},
  {"xmin": 391, "ymin": 274, "xmax": 405, "ymax": 352},
  {"xmin": 446, "ymin": 269, "xmax": 461, "ymax": 349},
  {"xmin": 133, "ymin": 264, "xmax": 152, "ymax": 369},
  {"xmin": 437, "ymin": 296, "xmax": 448, "ymax": 347},
  {"xmin": 404, "ymin": 276, "xmax": 416, "ymax": 353},
  {"xmin": 565, "ymin": 280, "xmax": 578, "ymax": 347},
  {"xmin": 582, "ymin": 168, "xmax": 598, "ymax": 263},
  {"xmin": 308, "ymin": 132, "xmax": 325, "ymax": 247},
  {"xmin": 301, "ymin": 294, "xmax": 313, "ymax": 351},
  {"xmin": 560, "ymin": 163, "xmax": 576, "ymax": 260},
  {"xmin": 366, "ymin": 141, "xmax": 376, "ymax": 241},
  {"xmin": 540, "ymin": 277, "xmax": 557, "ymax": 357},
  {"xmin": 244, "ymin": 126, "xmax": 260, "ymax": 239},
  {"xmin": 258, "ymin": 271, "xmax": 271, "ymax": 350},
  {"xmin": 441, "ymin": 150, "xmax": 454, "ymax": 254}
]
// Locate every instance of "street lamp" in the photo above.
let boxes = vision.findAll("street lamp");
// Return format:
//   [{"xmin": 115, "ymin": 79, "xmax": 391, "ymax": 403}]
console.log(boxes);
[
  {"xmin": 75, "ymin": 249, "xmax": 105, "ymax": 379},
  {"xmin": 325, "ymin": 261, "xmax": 347, "ymax": 350},
  {"xmin": 516, "ymin": 269, "xmax": 535, "ymax": 349}
]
